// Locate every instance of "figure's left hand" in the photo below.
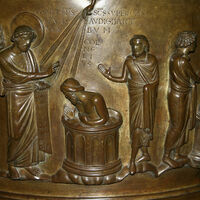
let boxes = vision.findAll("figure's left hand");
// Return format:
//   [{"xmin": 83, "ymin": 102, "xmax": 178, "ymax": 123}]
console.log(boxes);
[
  {"xmin": 52, "ymin": 61, "xmax": 60, "ymax": 72},
  {"xmin": 46, "ymin": 61, "xmax": 60, "ymax": 76},
  {"xmin": 98, "ymin": 64, "xmax": 111, "ymax": 79}
]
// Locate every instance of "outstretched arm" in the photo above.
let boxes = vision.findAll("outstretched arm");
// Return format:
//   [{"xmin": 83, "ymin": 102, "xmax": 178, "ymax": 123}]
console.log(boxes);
[
  {"xmin": 0, "ymin": 58, "xmax": 58, "ymax": 84},
  {"xmin": 98, "ymin": 61, "xmax": 128, "ymax": 83}
]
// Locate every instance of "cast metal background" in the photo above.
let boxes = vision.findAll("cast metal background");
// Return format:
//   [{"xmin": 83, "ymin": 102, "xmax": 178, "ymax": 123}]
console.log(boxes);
[{"xmin": 0, "ymin": 0, "xmax": 200, "ymax": 199}]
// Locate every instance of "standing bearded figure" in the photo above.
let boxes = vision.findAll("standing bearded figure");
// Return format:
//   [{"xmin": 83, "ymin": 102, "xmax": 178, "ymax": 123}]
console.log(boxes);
[
  {"xmin": 98, "ymin": 35, "xmax": 159, "ymax": 175},
  {"xmin": 163, "ymin": 31, "xmax": 200, "ymax": 168},
  {"xmin": 0, "ymin": 25, "xmax": 58, "ymax": 179}
]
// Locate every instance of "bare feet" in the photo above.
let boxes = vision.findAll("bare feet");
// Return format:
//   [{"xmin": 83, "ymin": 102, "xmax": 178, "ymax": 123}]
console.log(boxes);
[
  {"xmin": 163, "ymin": 156, "xmax": 181, "ymax": 168},
  {"xmin": 174, "ymin": 154, "xmax": 189, "ymax": 164},
  {"xmin": 116, "ymin": 166, "xmax": 130, "ymax": 181},
  {"xmin": 25, "ymin": 166, "xmax": 42, "ymax": 177},
  {"xmin": 8, "ymin": 166, "xmax": 20, "ymax": 179},
  {"xmin": 137, "ymin": 153, "xmax": 151, "ymax": 163},
  {"xmin": 7, "ymin": 165, "xmax": 49, "ymax": 181},
  {"xmin": 129, "ymin": 162, "xmax": 136, "ymax": 175}
]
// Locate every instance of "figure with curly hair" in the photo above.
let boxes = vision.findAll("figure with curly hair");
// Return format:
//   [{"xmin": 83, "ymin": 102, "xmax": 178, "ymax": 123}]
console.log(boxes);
[
  {"xmin": 0, "ymin": 25, "xmax": 59, "ymax": 179},
  {"xmin": 163, "ymin": 31, "xmax": 200, "ymax": 168},
  {"xmin": 98, "ymin": 35, "xmax": 159, "ymax": 175}
]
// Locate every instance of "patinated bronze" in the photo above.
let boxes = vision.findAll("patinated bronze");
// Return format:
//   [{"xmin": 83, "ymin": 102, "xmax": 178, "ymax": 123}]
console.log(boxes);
[
  {"xmin": 52, "ymin": 78, "xmax": 128, "ymax": 185},
  {"xmin": 98, "ymin": 35, "xmax": 159, "ymax": 175},
  {"xmin": 162, "ymin": 31, "xmax": 200, "ymax": 170},
  {"xmin": 0, "ymin": 26, "xmax": 5, "ymax": 50},
  {"xmin": 0, "ymin": 24, "xmax": 59, "ymax": 180},
  {"xmin": 60, "ymin": 78, "xmax": 109, "ymax": 126},
  {"xmin": 0, "ymin": 0, "xmax": 200, "ymax": 199},
  {"xmin": 190, "ymin": 107, "xmax": 200, "ymax": 168}
]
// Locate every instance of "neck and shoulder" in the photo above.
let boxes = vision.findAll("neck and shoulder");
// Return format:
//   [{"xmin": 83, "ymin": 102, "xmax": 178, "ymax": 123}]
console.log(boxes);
[
  {"xmin": 76, "ymin": 91, "xmax": 102, "ymax": 103},
  {"xmin": 0, "ymin": 44, "xmax": 31, "ymax": 61},
  {"xmin": 171, "ymin": 48, "xmax": 192, "ymax": 68},
  {"xmin": 126, "ymin": 53, "xmax": 157, "ymax": 66}
]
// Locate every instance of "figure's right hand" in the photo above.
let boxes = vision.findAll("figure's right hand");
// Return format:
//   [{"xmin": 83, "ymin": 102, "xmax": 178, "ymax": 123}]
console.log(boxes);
[
  {"xmin": 47, "ymin": 61, "xmax": 60, "ymax": 75},
  {"xmin": 98, "ymin": 64, "xmax": 111, "ymax": 78},
  {"xmin": 46, "ymin": 66, "xmax": 55, "ymax": 76},
  {"xmin": 52, "ymin": 61, "xmax": 60, "ymax": 71}
]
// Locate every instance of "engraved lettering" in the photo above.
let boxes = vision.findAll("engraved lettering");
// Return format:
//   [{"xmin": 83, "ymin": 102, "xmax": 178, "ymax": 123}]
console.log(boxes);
[
  {"xmin": 88, "ymin": 18, "xmax": 134, "ymax": 25},
  {"xmin": 87, "ymin": 27, "xmax": 100, "ymax": 33},
  {"xmin": 103, "ymin": 27, "xmax": 111, "ymax": 34}
]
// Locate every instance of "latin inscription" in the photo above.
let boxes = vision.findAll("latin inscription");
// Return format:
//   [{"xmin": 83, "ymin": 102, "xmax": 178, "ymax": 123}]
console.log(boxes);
[
  {"xmin": 35, "ymin": 8, "xmax": 144, "ymax": 63},
  {"xmin": 81, "ymin": 37, "xmax": 102, "ymax": 66},
  {"xmin": 35, "ymin": 8, "xmax": 143, "ymax": 33},
  {"xmin": 86, "ymin": 8, "xmax": 141, "ymax": 34}
]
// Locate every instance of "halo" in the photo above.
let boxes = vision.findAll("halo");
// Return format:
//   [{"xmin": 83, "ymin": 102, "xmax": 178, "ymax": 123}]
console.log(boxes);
[{"xmin": 11, "ymin": 12, "xmax": 44, "ymax": 48}]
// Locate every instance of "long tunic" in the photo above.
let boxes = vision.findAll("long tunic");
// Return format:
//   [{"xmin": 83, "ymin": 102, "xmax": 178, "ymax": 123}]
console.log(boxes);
[
  {"xmin": 189, "ymin": 109, "xmax": 200, "ymax": 164},
  {"xmin": 126, "ymin": 55, "xmax": 159, "ymax": 144},
  {"xmin": 0, "ymin": 47, "xmax": 42, "ymax": 167},
  {"xmin": 167, "ymin": 54, "xmax": 200, "ymax": 149}
]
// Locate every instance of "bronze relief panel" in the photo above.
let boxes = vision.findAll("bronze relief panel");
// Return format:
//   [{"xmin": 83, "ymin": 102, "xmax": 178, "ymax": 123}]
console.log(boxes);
[{"xmin": 0, "ymin": 0, "xmax": 200, "ymax": 199}]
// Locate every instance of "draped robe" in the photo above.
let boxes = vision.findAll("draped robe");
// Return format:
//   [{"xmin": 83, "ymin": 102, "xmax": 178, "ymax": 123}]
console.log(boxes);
[
  {"xmin": 167, "ymin": 54, "xmax": 200, "ymax": 149},
  {"xmin": 0, "ymin": 47, "xmax": 46, "ymax": 167},
  {"xmin": 189, "ymin": 109, "xmax": 200, "ymax": 164},
  {"xmin": 126, "ymin": 55, "xmax": 159, "ymax": 145}
]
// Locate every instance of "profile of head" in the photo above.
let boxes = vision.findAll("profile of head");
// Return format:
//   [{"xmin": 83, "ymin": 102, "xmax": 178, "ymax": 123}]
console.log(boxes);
[
  {"xmin": 60, "ymin": 78, "xmax": 85, "ymax": 105},
  {"xmin": 130, "ymin": 35, "xmax": 149, "ymax": 57},
  {"xmin": 175, "ymin": 31, "xmax": 197, "ymax": 52},
  {"xmin": 11, "ymin": 25, "xmax": 37, "ymax": 52}
]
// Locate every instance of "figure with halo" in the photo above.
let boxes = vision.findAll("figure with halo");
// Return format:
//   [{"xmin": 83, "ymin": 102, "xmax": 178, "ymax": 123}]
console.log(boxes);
[
  {"xmin": 0, "ymin": 14, "xmax": 59, "ymax": 179},
  {"xmin": 0, "ymin": 0, "xmax": 97, "ymax": 179}
]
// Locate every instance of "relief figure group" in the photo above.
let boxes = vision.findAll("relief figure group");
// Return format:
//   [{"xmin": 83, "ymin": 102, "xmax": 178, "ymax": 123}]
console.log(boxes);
[{"xmin": 0, "ymin": 0, "xmax": 200, "ymax": 185}]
